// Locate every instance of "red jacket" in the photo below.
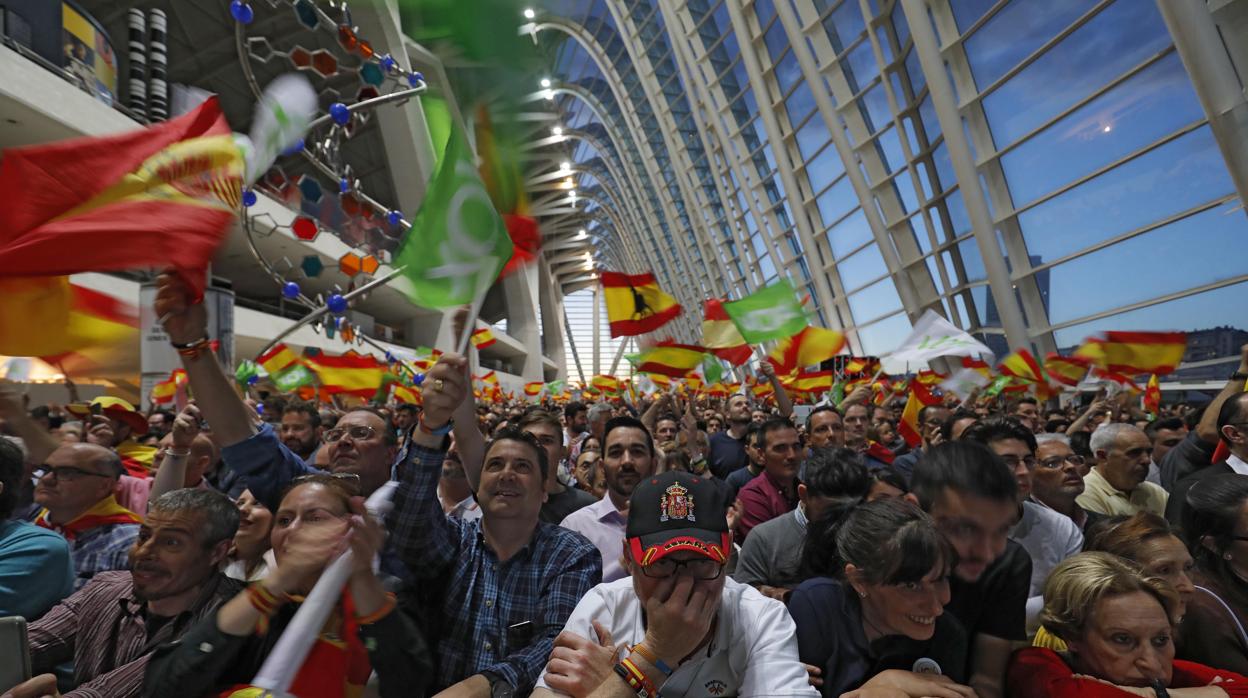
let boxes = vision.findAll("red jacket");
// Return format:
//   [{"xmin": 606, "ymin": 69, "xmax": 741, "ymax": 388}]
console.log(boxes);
[{"xmin": 1008, "ymin": 647, "xmax": 1248, "ymax": 697}]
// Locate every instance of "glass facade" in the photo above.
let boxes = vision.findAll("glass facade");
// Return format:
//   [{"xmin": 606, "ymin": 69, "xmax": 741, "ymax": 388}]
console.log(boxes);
[{"xmin": 539, "ymin": 0, "xmax": 1248, "ymax": 378}]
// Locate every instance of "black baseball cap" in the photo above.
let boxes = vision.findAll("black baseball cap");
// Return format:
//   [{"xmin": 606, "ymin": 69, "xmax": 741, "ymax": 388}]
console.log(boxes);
[{"xmin": 626, "ymin": 471, "xmax": 732, "ymax": 566}]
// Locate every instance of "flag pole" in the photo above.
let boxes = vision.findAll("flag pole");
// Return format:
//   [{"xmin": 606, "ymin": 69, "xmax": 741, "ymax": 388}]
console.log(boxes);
[{"xmin": 455, "ymin": 289, "xmax": 489, "ymax": 357}]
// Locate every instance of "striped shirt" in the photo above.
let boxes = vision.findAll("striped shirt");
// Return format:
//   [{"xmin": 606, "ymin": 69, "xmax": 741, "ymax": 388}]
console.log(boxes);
[
  {"xmin": 28, "ymin": 571, "xmax": 240, "ymax": 698},
  {"xmin": 388, "ymin": 442, "xmax": 602, "ymax": 694}
]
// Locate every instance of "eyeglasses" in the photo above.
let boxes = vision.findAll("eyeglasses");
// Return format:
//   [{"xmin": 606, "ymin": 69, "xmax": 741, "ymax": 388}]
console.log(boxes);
[
  {"xmin": 292, "ymin": 472, "xmax": 362, "ymax": 495},
  {"xmin": 34, "ymin": 465, "xmax": 112, "ymax": 481},
  {"xmin": 323, "ymin": 425, "xmax": 376, "ymax": 444},
  {"xmin": 999, "ymin": 455, "xmax": 1038, "ymax": 470},
  {"xmin": 640, "ymin": 557, "xmax": 724, "ymax": 580},
  {"xmin": 1038, "ymin": 454, "xmax": 1086, "ymax": 470}
]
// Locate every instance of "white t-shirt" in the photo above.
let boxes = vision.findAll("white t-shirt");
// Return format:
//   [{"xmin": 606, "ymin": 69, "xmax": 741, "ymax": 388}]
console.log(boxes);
[
  {"xmin": 536, "ymin": 577, "xmax": 818, "ymax": 697},
  {"xmin": 1013, "ymin": 499, "xmax": 1084, "ymax": 632}
]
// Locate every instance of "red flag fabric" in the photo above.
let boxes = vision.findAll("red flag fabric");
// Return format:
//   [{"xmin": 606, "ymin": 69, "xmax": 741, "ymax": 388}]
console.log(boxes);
[
  {"xmin": 0, "ymin": 98, "xmax": 239, "ymax": 299},
  {"xmin": 500, "ymin": 214, "xmax": 540, "ymax": 276}
]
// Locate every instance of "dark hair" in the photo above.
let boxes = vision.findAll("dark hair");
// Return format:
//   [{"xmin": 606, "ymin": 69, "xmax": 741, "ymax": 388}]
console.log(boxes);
[
  {"xmin": 1086, "ymin": 512, "xmax": 1180, "ymax": 561},
  {"xmin": 148, "ymin": 488, "xmax": 240, "ymax": 546},
  {"xmin": 1013, "ymin": 397, "xmax": 1039, "ymax": 409},
  {"xmin": 604, "ymin": 415, "xmax": 655, "ymax": 457},
  {"xmin": 869, "ymin": 466, "xmax": 909, "ymax": 495},
  {"xmin": 564, "ymin": 401, "xmax": 587, "ymax": 420},
  {"xmin": 0, "ymin": 438, "xmax": 23, "ymax": 519},
  {"xmin": 961, "ymin": 416, "xmax": 1037, "ymax": 454},
  {"xmin": 758, "ymin": 417, "xmax": 797, "ymax": 450},
  {"xmin": 917, "ymin": 404, "xmax": 948, "ymax": 428},
  {"xmin": 341, "ymin": 406, "xmax": 398, "ymax": 445},
  {"xmin": 1216, "ymin": 393, "xmax": 1248, "ymax": 445},
  {"xmin": 803, "ymin": 497, "xmax": 955, "ymax": 583},
  {"xmin": 744, "ymin": 421, "xmax": 766, "ymax": 450},
  {"xmin": 1144, "ymin": 417, "xmax": 1186, "ymax": 439},
  {"xmin": 485, "ymin": 427, "xmax": 550, "ymax": 480},
  {"xmin": 282, "ymin": 401, "xmax": 322, "ymax": 429},
  {"xmin": 1070, "ymin": 430, "xmax": 1093, "ymax": 458},
  {"xmin": 910, "ymin": 441, "xmax": 1018, "ymax": 510},
  {"xmin": 396, "ymin": 403, "xmax": 418, "ymax": 415},
  {"xmin": 801, "ymin": 448, "xmax": 870, "ymax": 499},
  {"xmin": 1183, "ymin": 474, "xmax": 1248, "ymax": 583},
  {"xmin": 148, "ymin": 408, "xmax": 175, "ymax": 425},
  {"xmin": 804, "ymin": 405, "xmax": 841, "ymax": 432},
  {"xmin": 939, "ymin": 409, "xmax": 977, "ymax": 443}
]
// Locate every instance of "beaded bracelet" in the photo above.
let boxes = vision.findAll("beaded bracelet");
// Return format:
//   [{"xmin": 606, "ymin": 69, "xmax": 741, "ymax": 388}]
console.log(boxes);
[
  {"xmin": 172, "ymin": 336, "xmax": 213, "ymax": 359},
  {"xmin": 613, "ymin": 661, "xmax": 652, "ymax": 698}
]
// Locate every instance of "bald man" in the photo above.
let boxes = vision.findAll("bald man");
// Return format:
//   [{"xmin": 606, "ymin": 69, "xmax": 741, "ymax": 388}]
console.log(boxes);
[{"xmin": 30, "ymin": 443, "xmax": 142, "ymax": 588}]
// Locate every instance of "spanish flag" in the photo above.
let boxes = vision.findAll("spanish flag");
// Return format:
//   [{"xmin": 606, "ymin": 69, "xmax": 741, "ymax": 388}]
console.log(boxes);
[
  {"xmin": 150, "ymin": 369, "xmax": 188, "ymax": 405},
  {"xmin": 781, "ymin": 370, "xmax": 834, "ymax": 395},
  {"xmin": 524, "ymin": 382, "xmax": 544, "ymax": 397},
  {"xmin": 391, "ymin": 383, "xmax": 420, "ymax": 405},
  {"xmin": 470, "ymin": 328, "xmax": 497, "ymax": 350},
  {"xmin": 843, "ymin": 357, "xmax": 880, "ymax": 376},
  {"xmin": 305, "ymin": 351, "xmax": 386, "ymax": 398},
  {"xmin": 0, "ymin": 99, "xmax": 241, "ymax": 300},
  {"xmin": 702, "ymin": 299, "xmax": 752, "ymax": 367},
  {"xmin": 752, "ymin": 382, "xmax": 774, "ymax": 399},
  {"xmin": 898, "ymin": 391, "xmax": 923, "ymax": 448},
  {"xmin": 1074, "ymin": 331, "xmax": 1187, "ymax": 376},
  {"xmin": 0, "ymin": 278, "xmax": 140, "ymax": 378},
  {"xmin": 766, "ymin": 326, "xmax": 847, "ymax": 376},
  {"xmin": 961, "ymin": 356, "xmax": 993, "ymax": 379},
  {"xmin": 592, "ymin": 375, "xmax": 623, "ymax": 394},
  {"xmin": 1044, "ymin": 353, "xmax": 1091, "ymax": 387},
  {"xmin": 637, "ymin": 342, "xmax": 707, "ymax": 378},
  {"xmin": 1144, "ymin": 374, "xmax": 1161, "ymax": 415},
  {"xmin": 998, "ymin": 349, "xmax": 1045, "ymax": 384},
  {"xmin": 258, "ymin": 343, "xmax": 301, "ymax": 376},
  {"xmin": 601, "ymin": 271, "xmax": 682, "ymax": 337}
]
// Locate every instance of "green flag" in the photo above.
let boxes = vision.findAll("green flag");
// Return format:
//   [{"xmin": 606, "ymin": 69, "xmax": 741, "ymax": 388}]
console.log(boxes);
[
  {"xmin": 272, "ymin": 364, "xmax": 315, "ymax": 393},
  {"xmin": 701, "ymin": 355, "xmax": 724, "ymax": 385},
  {"xmin": 721, "ymin": 280, "xmax": 808, "ymax": 344},
  {"xmin": 984, "ymin": 374, "xmax": 1014, "ymax": 398},
  {"xmin": 394, "ymin": 127, "xmax": 513, "ymax": 308},
  {"xmin": 235, "ymin": 359, "xmax": 262, "ymax": 387}
]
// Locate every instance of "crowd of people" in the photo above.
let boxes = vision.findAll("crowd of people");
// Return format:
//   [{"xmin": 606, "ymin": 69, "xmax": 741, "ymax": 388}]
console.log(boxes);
[{"xmin": 1, "ymin": 274, "xmax": 1248, "ymax": 698}]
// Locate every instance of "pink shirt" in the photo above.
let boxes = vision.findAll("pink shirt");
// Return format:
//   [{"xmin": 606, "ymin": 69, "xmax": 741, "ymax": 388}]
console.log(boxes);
[{"xmin": 736, "ymin": 470, "xmax": 798, "ymax": 544}]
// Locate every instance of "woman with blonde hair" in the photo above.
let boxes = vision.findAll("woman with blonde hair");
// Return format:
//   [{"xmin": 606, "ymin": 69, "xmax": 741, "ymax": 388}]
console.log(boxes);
[{"xmin": 1007, "ymin": 552, "xmax": 1248, "ymax": 697}]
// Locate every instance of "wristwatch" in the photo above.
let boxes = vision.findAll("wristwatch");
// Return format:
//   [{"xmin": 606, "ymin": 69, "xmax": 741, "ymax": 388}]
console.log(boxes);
[{"xmin": 482, "ymin": 671, "xmax": 515, "ymax": 698}]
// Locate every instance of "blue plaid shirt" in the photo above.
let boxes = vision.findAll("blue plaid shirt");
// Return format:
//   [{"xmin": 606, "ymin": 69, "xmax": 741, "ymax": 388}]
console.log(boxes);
[
  {"xmin": 63, "ymin": 523, "xmax": 139, "ymax": 590},
  {"xmin": 388, "ymin": 442, "xmax": 602, "ymax": 694}
]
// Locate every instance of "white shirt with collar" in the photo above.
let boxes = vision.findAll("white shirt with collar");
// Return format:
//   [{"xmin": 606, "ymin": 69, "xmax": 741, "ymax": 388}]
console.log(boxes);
[
  {"xmin": 536, "ymin": 576, "xmax": 818, "ymax": 697},
  {"xmin": 1227, "ymin": 453, "xmax": 1248, "ymax": 476}
]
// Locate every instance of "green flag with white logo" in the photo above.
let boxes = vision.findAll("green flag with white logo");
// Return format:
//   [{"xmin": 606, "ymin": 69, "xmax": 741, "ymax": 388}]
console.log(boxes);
[
  {"xmin": 721, "ymin": 280, "xmax": 808, "ymax": 344},
  {"xmin": 394, "ymin": 126, "xmax": 513, "ymax": 309},
  {"xmin": 272, "ymin": 364, "xmax": 315, "ymax": 393}
]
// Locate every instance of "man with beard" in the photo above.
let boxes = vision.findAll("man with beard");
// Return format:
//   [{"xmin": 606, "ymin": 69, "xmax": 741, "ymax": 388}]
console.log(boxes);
[
  {"xmin": 709, "ymin": 394, "xmax": 752, "ymax": 479},
  {"xmin": 10, "ymin": 489, "xmax": 240, "ymax": 698},
  {"xmin": 278, "ymin": 401, "xmax": 322, "ymax": 464},
  {"xmin": 560, "ymin": 416, "xmax": 658, "ymax": 582},
  {"xmin": 735, "ymin": 419, "xmax": 803, "ymax": 542}
]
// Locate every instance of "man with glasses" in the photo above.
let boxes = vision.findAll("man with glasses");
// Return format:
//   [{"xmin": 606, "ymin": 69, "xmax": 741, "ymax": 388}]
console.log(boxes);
[
  {"xmin": 963, "ymin": 417, "xmax": 1083, "ymax": 631},
  {"xmin": 1032, "ymin": 433, "xmax": 1104, "ymax": 532},
  {"xmin": 29, "ymin": 442, "xmax": 142, "ymax": 589},
  {"xmin": 534, "ymin": 470, "xmax": 817, "ymax": 698},
  {"xmin": 1166, "ymin": 392, "xmax": 1248, "ymax": 524},
  {"xmin": 1078, "ymin": 423, "xmax": 1168, "ymax": 517}
]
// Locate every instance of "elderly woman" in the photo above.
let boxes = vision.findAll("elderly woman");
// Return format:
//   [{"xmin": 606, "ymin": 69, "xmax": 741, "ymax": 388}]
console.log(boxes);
[{"xmin": 1008, "ymin": 552, "xmax": 1248, "ymax": 697}]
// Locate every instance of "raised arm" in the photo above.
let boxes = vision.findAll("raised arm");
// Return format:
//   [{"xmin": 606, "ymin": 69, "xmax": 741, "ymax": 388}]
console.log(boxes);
[{"xmin": 757, "ymin": 362, "xmax": 793, "ymax": 419}]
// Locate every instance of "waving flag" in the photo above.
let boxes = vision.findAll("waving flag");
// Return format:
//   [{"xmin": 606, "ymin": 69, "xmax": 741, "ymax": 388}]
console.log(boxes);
[
  {"xmin": 721, "ymin": 280, "xmax": 808, "ymax": 344},
  {"xmin": 258, "ymin": 343, "xmax": 300, "ymax": 376},
  {"xmin": 0, "ymin": 99, "xmax": 243, "ymax": 299},
  {"xmin": 1045, "ymin": 353, "xmax": 1091, "ymax": 387},
  {"xmin": 150, "ymin": 369, "xmax": 189, "ymax": 405},
  {"xmin": 394, "ymin": 126, "xmax": 513, "ymax": 309},
  {"xmin": 470, "ymin": 328, "xmax": 497, "ymax": 350},
  {"xmin": 702, "ymin": 299, "xmax": 752, "ymax": 366},
  {"xmin": 592, "ymin": 374, "xmax": 623, "ymax": 394},
  {"xmin": 780, "ymin": 370, "xmax": 834, "ymax": 395},
  {"xmin": 898, "ymin": 391, "xmax": 922, "ymax": 448},
  {"xmin": 998, "ymin": 349, "xmax": 1045, "ymax": 384},
  {"xmin": 1144, "ymin": 374, "xmax": 1161, "ymax": 416},
  {"xmin": 637, "ymin": 342, "xmax": 707, "ymax": 378},
  {"xmin": 1074, "ymin": 331, "xmax": 1188, "ymax": 376},
  {"xmin": 766, "ymin": 326, "xmax": 847, "ymax": 376},
  {"xmin": 0, "ymin": 278, "xmax": 138, "ymax": 377},
  {"xmin": 889, "ymin": 310, "xmax": 994, "ymax": 365},
  {"xmin": 601, "ymin": 271, "xmax": 682, "ymax": 337},
  {"xmin": 305, "ymin": 351, "xmax": 386, "ymax": 399},
  {"xmin": 524, "ymin": 381, "xmax": 545, "ymax": 398}
]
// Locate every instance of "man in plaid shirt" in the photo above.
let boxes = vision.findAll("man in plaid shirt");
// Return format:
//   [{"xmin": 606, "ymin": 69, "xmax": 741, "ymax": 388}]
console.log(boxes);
[
  {"xmin": 28, "ymin": 443, "xmax": 142, "ymax": 589},
  {"xmin": 389, "ymin": 352, "xmax": 602, "ymax": 697}
]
